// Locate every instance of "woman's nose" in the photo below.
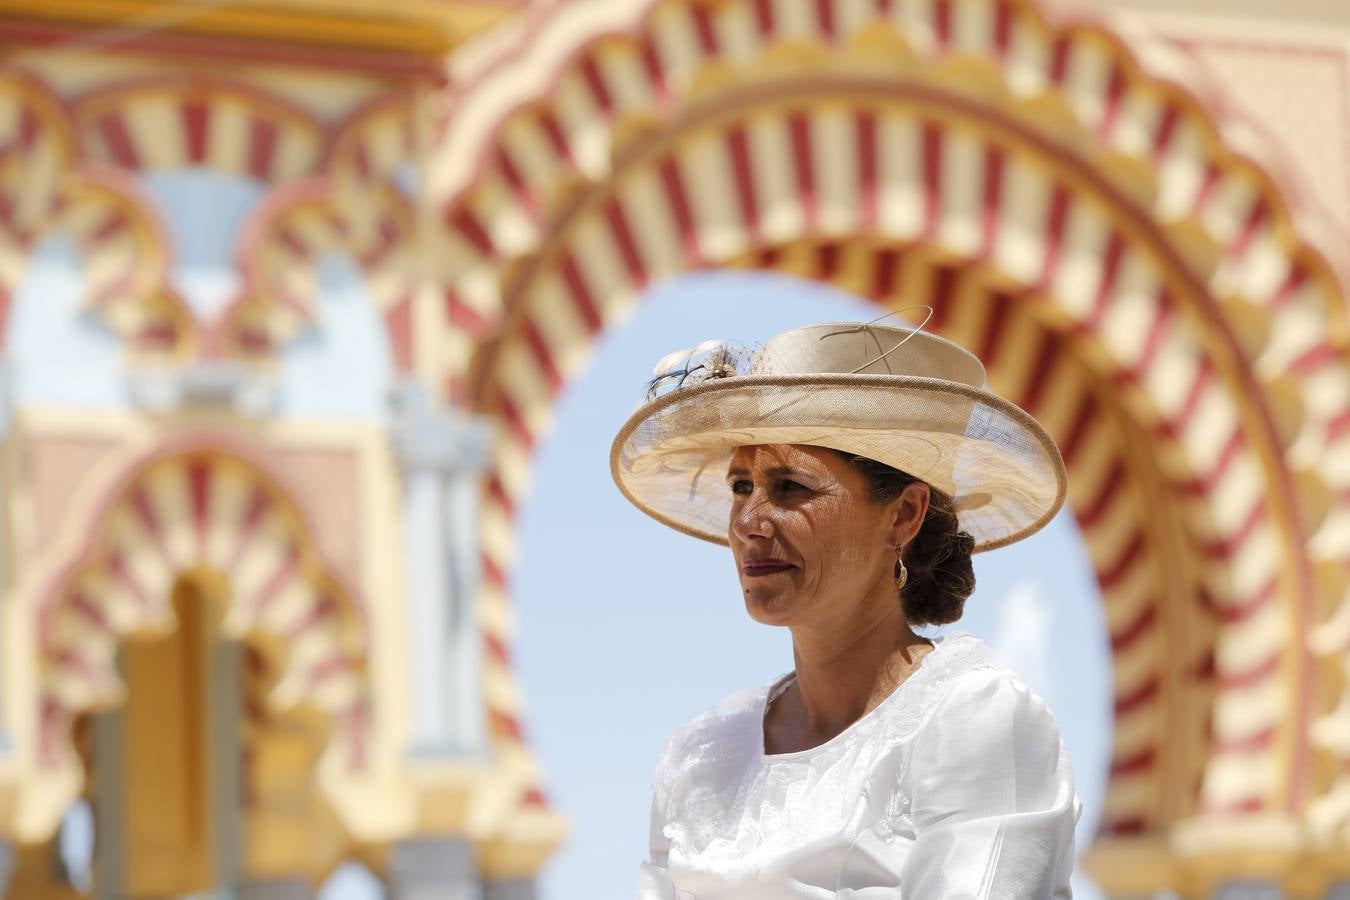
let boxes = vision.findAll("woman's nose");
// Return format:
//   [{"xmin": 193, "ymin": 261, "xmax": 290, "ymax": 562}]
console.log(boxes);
[{"xmin": 730, "ymin": 492, "xmax": 774, "ymax": 541}]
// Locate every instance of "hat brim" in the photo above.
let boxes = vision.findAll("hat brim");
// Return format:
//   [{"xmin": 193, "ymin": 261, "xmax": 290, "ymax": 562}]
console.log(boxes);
[{"xmin": 610, "ymin": 373, "xmax": 1067, "ymax": 552}]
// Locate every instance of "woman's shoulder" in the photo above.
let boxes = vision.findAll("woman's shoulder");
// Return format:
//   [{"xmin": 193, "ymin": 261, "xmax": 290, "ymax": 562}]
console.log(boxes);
[
  {"xmin": 912, "ymin": 632, "xmax": 1064, "ymax": 743},
  {"xmin": 649, "ymin": 678, "xmax": 776, "ymax": 782}
]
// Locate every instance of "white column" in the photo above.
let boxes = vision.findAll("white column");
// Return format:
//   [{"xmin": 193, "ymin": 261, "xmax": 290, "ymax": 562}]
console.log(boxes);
[
  {"xmin": 387, "ymin": 838, "xmax": 479, "ymax": 900},
  {"xmin": 483, "ymin": 878, "xmax": 537, "ymax": 900},
  {"xmin": 391, "ymin": 379, "xmax": 491, "ymax": 758}
]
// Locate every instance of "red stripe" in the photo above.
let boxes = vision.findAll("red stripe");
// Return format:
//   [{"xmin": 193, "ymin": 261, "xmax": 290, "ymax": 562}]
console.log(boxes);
[
  {"xmin": 69, "ymin": 592, "xmax": 112, "ymax": 634},
  {"xmin": 1124, "ymin": 290, "xmax": 1172, "ymax": 381},
  {"xmin": 96, "ymin": 113, "xmax": 140, "ymax": 168},
  {"xmin": 1099, "ymin": 63, "xmax": 1126, "ymax": 138},
  {"xmin": 1230, "ymin": 199, "xmax": 1267, "ymax": 258},
  {"xmin": 276, "ymin": 225, "xmax": 309, "ymax": 260},
  {"xmin": 1218, "ymin": 651, "xmax": 1280, "ymax": 690},
  {"xmin": 933, "ymin": 0, "xmax": 951, "ymax": 47},
  {"xmin": 537, "ymin": 111, "xmax": 572, "ymax": 161},
  {"xmin": 383, "ymin": 293, "xmax": 414, "ymax": 372},
  {"xmin": 605, "ymin": 199, "xmax": 647, "ymax": 285},
  {"xmin": 1327, "ymin": 408, "xmax": 1350, "ymax": 442},
  {"xmin": 872, "ymin": 248, "xmax": 900, "ymax": 299},
  {"xmin": 817, "ymin": 243, "xmax": 840, "ymax": 280},
  {"xmin": 1101, "ymin": 816, "xmax": 1147, "ymax": 836},
  {"xmin": 485, "ymin": 472, "xmax": 515, "ymax": 517},
  {"xmin": 482, "ymin": 552, "xmax": 507, "ymax": 587},
  {"xmin": 1157, "ymin": 359, "xmax": 1214, "ymax": 440},
  {"xmin": 521, "ymin": 317, "xmax": 563, "ymax": 393},
  {"xmin": 446, "ymin": 290, "xmax": 491, "ymax": 336},
  {"xmin": 1099, "ymin": 530, "xmax": 1146, "ymax": 589},
  {"xmin": 1201, "ymin": 795, "xmax": 1265, "ymax": 816},
  {"xmin": 1110, "ymin": 746, "xmax": 1156, "ymax": 777},
  {"xmin": 926, "ymin": 264, "xmax": 958, "ymax": 331},
  {"xmin": 1017, "ymin": 330, "xmax": 1059, "ymax": 413},
  {"xmin": 558, "ymin": 251, "xmax": 603, "ymax": 333},
  {"xmin": 1202, "ymin": 497, "xmax": 1266, "ymax": 558},
  {"xmin": 789, "ymin": 112, "xmax": 817, "ymax": 229},
  {"xmin": 1049, "ymin": 36, "xmax": 1071, "ymax": 83},
  {"xmin": 727, "ymin": 125, "xmax": 760, "ymax": 238},
  {"xmin": 980, "ymin": 146, "xmax": 1005, "ymax": 259},
  {"xmin": 639, "ymin": 35, "xmax": 666, "ymax": 95},
  {"xmin": 1110, "ymin": 604, "xmax": 1156, "ymax": 653},
  {"xmin": 856, "ymin": 112, "xmax": 879, "ymax": 228},
  {"xmin": 246, "ymin": 117, "xmax": 278, "ymax": 179},
  {"xmin": 754, "ymin": 0, "xmax": 775, "ymax": 35},
  {"xmin": 1202, "ymin": 573, "xmax": 1279, "ymax": 625},
  {"xmin": 1058, "ymin": 392, "xmax": 1098, "ymax": 464},
  {"xmin": 1271, "ymin": 264, "xmax": 1307, "ymax": 308},
  {"xmin": 1088, "ymin": 231, "xmax": 1125, "ymax": 328},
  {"xmin": 187, "ymin": 459, "xmax": 211, "ymax": 557},
  {"xmin": 497, "ymin": 393, "xmax": 535, "ymax": 449},
  {"xmin": 181, "ymin": 99, "xmax": 209, "ymax": 163},
  {"xmin": 875, "ymin": 0, "xmax": 893, "ymax": 13},
  {"xmin": 1076, "ymin": 458, "xmax": 1125, "ymax": 528},
  {"xmin": 228, "ymin": 486, "xmax": 272, "ymax": 570},
  {"xmin": 490, "ymin": 709, "xmax": 523, "ymax": 741},
  {"xmin": 249, "ymin": 543, "xmax": 299, "ymax": 618},
  {"xmin": 658, "ymin": 155, "xmax": 702, "ymax": 265},
  {"xmin": 977, "ymin": 291, "xmax": 1012, "ymax": 365},
  {"xmin": 1153, "ymin": 103, "xmax": 1179, "ymax": 154},
  {"xmin": 522, "ymin": 786, "xmax": 549, "ymax": 808},
  {"xmin": 16, "ymin": 105, "xmax": 38, "ymax": 151},
  {"xmin": 691, "ymin": 5, "xmax": 717, "ymax": 53},
  {"xmin": 1114, "ymin": 675, "xmax": 1159, "ymax": 716},
  {"xmin": 1213, "ymin": 725, "xmax": 1277, "ymax": 755},
  {"xmin": 1037, "ymin": 185, "xmax": 1070, "ymax": 290},
  {"xmin": 108, "ymin": 552, "xmax": 151, "ymax": 611},
  {"xmin": 88, "ymin": 209, "xmax": 129, "ymax": 245},
  {"xmin": 993, "ymin": 0, "xmax": 1012, "ymax": 54},
  {"xmin": 1191, "ymin": 161, "xmax": 1222, "ymax": 214},
  {"xmin": 578, "ymin": 54, "xmax": 614, "ymax": 112},
  {"xmin": 495, "ymin": 147, "xmax": 537, "ymax": 219},
  {"xmin": 921, "ymin": 124, "xmax": 943, "ymax": 237},
  {"xmin": 485, "ymin": 632, "xmax": 511, "ymax": 664},
  {"xmin": 815, "ymin": 0, "xmax": 836, "ymax": 38},
  {"xmin": 1177, "ymin": 426, "xmax": 1242, "ymax": 496},
  {"xmin": 448, "ymin": 206, "xmax": 496, "ymax": 258},
  {"xmin": 1288, "ymin": 342, "xmax": 1339, "ymax": 377},
  {"xmin": 352, "ymin": 143, "xmax": 372, "ymax": 180}
]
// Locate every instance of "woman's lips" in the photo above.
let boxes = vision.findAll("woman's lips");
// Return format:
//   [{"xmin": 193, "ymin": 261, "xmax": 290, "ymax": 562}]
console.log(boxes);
[{"xmin": 743, "ymin": 559, "xmax": 796, "ymax": 577}]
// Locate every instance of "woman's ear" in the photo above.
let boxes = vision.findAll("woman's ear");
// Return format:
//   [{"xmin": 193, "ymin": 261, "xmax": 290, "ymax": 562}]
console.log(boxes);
[{"xmin": 890, "ymin": 481, "xmax": 930, "ymax": 549}]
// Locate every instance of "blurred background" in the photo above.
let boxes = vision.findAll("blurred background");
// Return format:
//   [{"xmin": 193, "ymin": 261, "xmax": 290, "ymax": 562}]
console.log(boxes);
[{"xmin": 0, "ymin": 0, "xmax": 1346, "ymax": 898}]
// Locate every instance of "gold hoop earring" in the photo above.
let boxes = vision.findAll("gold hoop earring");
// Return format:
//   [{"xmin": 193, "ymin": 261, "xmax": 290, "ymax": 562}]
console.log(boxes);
[{"xmin": 895, "ymin": 549, "xmax": 908, "ymax": 593}]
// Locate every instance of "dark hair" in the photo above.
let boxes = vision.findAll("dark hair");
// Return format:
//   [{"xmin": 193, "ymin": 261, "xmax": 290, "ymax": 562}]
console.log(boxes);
[{"xmin": 830, "ymin": 450, "xmax": 976, "ymax": 626}]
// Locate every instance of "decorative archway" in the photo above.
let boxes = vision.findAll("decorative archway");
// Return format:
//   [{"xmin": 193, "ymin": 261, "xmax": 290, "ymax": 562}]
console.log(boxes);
[
  {"xmin": 428, "ymin": 0, "xmax": 1350, "ymax": 890},
  {"xmin": 28, "ymin": 442, "xmax": 370, "ymax": 841}
]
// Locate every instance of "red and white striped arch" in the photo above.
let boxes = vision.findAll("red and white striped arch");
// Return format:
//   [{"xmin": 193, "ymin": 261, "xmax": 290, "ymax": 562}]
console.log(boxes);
[
  {"xmin": 0, "ymin": 71, "xmax": 78, "ymax": 349},
  {"xmin": 214, "ymin": 175, "xmax": 418, "ymax": 368},
  {"xmin": 37, "ymin": 445, "xmax": 370, "ymax": 771},
  {"xmin": 58, "ymin": 165, "xmax": 197, "ymax": 357},
  {"xmin": 71, "ymin": 78, "xmax": 324, "ymax": 182},
  {"xmin": 430, "ymin": 0, "xmax": 1350, "ymax": 852}
]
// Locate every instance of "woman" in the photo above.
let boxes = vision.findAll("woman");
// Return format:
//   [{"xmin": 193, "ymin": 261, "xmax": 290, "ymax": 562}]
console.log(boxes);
[{"xmin": 611, "ymin": 320, "xmax": 1080, "ymax": 898}]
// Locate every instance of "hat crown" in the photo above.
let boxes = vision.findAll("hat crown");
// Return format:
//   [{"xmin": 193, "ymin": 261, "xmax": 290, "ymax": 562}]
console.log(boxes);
[{"xmin": 753, "ymin": 322, "xmax": 987, "ymax": 387}]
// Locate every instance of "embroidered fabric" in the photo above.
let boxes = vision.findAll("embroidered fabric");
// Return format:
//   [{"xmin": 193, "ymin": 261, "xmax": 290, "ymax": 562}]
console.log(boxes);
[{"xmin": 640, "ymin": 632, "xmax": 1080, "ymax": 898}]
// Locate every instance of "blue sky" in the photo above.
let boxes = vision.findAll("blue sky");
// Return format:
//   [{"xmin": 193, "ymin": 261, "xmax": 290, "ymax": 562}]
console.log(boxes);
[{"xmin": 16, "ymin": 172, "xmax": 1114, "ymax": 899}]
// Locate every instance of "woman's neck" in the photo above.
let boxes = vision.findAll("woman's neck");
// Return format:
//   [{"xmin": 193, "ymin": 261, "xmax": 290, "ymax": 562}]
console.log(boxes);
[{"xmin": 784, "ymin": 600, "xmax": 933, "ymax": 743}]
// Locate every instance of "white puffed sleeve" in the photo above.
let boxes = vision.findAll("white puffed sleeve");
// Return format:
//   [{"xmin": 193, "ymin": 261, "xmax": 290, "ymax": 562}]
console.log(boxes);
[
  {"xmin": 637, "ymin": 789, "xmax": 677, "ymax": 899},
  {"xmin": 637, "ymin": 736, "xmax": 679, "ymax": 900},
  {"xmin": 899, "ymin": 667, "xmax": 1080, "ymax": 899}
]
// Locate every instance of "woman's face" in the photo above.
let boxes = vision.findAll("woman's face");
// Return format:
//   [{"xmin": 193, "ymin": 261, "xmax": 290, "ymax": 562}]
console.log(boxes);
[{"xmin": 726, "ymin": 444, "xmax": 921, "ymax": 628}]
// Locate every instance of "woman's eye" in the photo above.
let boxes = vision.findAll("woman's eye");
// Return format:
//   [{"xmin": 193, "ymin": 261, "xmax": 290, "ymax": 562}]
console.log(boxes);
[
  {"xmin": 729, "ymin": 479, "xmax": 752, "ymax": 495},
  {"xmin": 779, "ymin": 479, "xmax": 806, "ymax": 492}
]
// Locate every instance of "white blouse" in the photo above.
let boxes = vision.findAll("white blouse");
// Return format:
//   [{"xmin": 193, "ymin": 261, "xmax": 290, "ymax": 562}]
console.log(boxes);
[{"xmin": 638, "ymin": 633, "xmax": 1080, "ymax": 899}]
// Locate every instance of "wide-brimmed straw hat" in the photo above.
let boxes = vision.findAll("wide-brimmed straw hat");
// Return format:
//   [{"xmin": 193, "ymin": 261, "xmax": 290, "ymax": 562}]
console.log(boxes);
[{"xmin": 609, "ymin": 320, "xmax": 1066, "ymax": 552}]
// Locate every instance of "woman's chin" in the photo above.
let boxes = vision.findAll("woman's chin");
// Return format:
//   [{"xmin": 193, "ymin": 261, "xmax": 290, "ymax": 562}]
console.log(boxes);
[{"xmin": 743, "ymin": 590, "xmax": 797, "ymax": 625}]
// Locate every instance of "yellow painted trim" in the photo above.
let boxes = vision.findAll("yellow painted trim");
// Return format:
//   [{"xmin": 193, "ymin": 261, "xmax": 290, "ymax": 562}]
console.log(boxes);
[{"xmin": 0, "ymin": 0, "xmax": 514, "ymax": 56}]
